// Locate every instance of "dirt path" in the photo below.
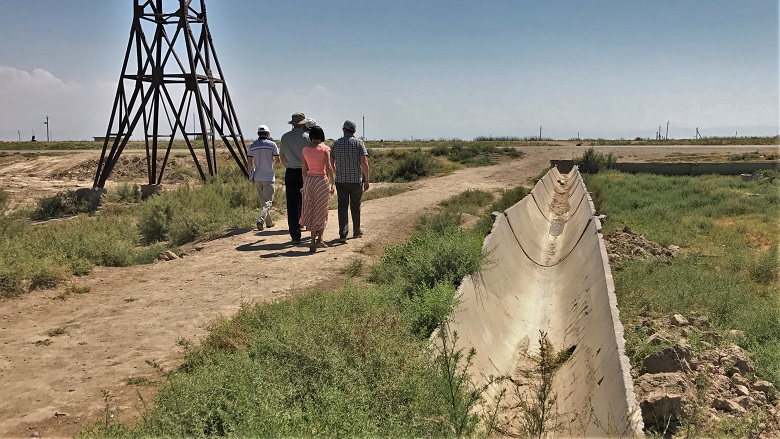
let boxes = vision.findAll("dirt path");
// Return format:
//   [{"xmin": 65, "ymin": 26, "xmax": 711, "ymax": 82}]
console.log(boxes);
[
  {"xmin": 0, "ymin": 145, "xmax": 776, "ymax": 438},
  {"xmin": 0, "ymin": 153, "xmax": 552, "ymax": 438}
]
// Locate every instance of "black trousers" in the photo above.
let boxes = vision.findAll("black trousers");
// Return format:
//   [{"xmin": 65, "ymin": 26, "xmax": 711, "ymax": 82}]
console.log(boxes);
[
  {"xmin": 285, "ymin": 168, "xmax": 303, "ymax": 240},
  {"xmin": 336, "ymin": 182, "xmax": 363, "ymax": 238}
]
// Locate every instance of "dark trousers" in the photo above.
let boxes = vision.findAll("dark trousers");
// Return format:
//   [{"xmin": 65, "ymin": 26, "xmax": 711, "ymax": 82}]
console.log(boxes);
[
  {"xmin": 285, "ymin": 168, "xmax": 303, "ymax": 240},
  {"xmin": 336, "ymin": 182, "xmax": 363, "ymax": 238}
]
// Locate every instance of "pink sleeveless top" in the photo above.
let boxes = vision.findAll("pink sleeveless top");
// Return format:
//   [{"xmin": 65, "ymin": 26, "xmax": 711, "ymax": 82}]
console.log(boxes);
[{"xmin": 302, "ymin": 143, "xmax": 330, "ymax": 176}]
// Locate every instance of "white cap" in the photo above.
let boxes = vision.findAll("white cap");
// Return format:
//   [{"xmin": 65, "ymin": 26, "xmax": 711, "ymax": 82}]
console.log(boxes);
[
  {"xmin": 257, "ymin": 125, "xmax": 270, "ymax": 134},
  {"xmin": 303, "ymin": 118, "xmax": 317, "ymax": 129}
]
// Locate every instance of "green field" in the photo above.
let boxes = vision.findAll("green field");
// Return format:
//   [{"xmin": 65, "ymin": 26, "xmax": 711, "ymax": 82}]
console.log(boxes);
[{"xmin": 586, "ymin": 171, "xmax": 780, "ymax": 434}]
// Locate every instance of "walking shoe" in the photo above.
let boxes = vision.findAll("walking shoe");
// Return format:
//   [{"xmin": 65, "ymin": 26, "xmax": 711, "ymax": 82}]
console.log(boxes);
[
  {"xmin": 256, "ymin": 221, "xmax": 264, "ymax": 231},
  {"xmin": 266, "ymin": 220, "xmax": 275, "ymax": 228},
  {"xmin": 291, "ymin": 238, "xmax": 301, "ymax": 245},
  {"xmin": 336, "ymin": 236, "xmax": 347, "ymax": 244},
  {"xmin": 309, "ymin": 244, "xmax": 317, "ymax": 253},
  {"xmin": 316, "ymin": 239, "xmax": 329, "ymax": 248},
  {"xmin": 352, "ymin": 229, "xmax": 363, "ymax": 238}
]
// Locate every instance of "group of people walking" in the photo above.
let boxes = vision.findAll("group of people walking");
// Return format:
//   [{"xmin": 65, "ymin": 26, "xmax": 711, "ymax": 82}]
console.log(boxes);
[{"xmin": 246, "ymin": 112, "xmax": 370, "ymax": 253}]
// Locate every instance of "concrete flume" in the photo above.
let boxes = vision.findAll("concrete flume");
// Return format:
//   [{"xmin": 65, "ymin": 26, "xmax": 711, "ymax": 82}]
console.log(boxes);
[{"xmin": 448, "ymin": 166, "xmax": 644, "ymax": 436}]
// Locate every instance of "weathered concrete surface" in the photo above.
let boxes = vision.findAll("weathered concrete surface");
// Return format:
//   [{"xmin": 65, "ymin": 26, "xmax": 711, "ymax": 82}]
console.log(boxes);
[{"xmin": 449, "ymin": 166, "xmax": 643, "ymax": 436}]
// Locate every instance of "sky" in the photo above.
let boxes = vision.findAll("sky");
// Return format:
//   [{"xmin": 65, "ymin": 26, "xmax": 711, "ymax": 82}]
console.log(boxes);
[{"xmin": 0, "ymin": 1, "xmax": 778, "ymax": 141}]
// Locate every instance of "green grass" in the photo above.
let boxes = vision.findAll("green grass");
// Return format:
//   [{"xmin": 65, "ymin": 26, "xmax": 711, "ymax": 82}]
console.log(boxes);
[
  {"xmin": 582, "ymin": 135, "xmax": 779, "ymax": 146},
  {"xmin": 0, "ymin": 166, "xmax": 261, "ymax": 298},
  {"xmin": 585, "ymin": 172, "xmax": 780, "ymax": 386},
  {"xmin": 368, "ymin": 148, "xmax": 460, "ymax": 182},
  {"xmin": 79, "ymin": 188, "xmax": 523, "ymax": 438},
  {"xmin": 0, "ymin": 213, "xmax": 149, "ymax": 298},
  {"xmin": 137, "ymin": 169, "xmax": 258, "ymax": 245},
  {"xmin": 430, "ymin": 143, "xmax": 523, "ymax": 166}
]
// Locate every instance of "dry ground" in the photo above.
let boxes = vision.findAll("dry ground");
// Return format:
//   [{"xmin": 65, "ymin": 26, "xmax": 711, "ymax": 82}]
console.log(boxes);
[{"xmin": 0, "ymin": 145, "xmax": 777, "ymax": 438}]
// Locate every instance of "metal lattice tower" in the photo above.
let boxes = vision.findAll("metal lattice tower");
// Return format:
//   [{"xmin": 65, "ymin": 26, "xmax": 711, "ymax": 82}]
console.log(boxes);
[{"xmin": 94, "ymin": 0, "xmax": 248, "ymax": 189}]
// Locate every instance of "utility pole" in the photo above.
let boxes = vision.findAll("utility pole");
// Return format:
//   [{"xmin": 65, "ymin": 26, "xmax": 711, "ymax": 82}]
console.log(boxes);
[
  {"xmin": 665, "ymin": 121, "xmax": 669, "ymax": 140},
  {"xmin": 539, "ymin": 125, "xmax": 542, "ymax": 140},
  {"xmin": 44, "ymin": 115, "xmax": 50, "ymax": 142},
  {"xmin": 17, "ymin": 130, "xmax": 21, "ymax": 141},
  {"xmin": 362, "ymin": 114, "xmax": 365, "ymax": 141}
]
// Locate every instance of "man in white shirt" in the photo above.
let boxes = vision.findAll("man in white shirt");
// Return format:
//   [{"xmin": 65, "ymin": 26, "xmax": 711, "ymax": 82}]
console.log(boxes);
[{"xmin": 247, "ymin": 125, "xmax": 280, "ymax": 231}]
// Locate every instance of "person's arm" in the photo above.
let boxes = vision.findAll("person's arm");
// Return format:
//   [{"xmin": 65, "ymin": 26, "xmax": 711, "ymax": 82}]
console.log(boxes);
[
  {"xmin": 247, "ymin": 156, "xmax": 254, "ymax": 180},
  {"xmin": 278, "ymin": 139, "xmax": 287, "ymax": 168},
  {"xmin": 273, "ymin": 155, "xmax": 280, "ymax": 167},
  {"xmin": 325, "ymin": 150, "xmax": 335, "ymax": 194},
  {"xmin": 360, "ymin": 155, "xmax": 370, "ymax": 191}
]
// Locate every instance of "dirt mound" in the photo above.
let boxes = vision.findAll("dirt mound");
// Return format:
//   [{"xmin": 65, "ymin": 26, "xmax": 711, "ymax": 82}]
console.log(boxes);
[
  {"xmin": 604, "ymin": 227, "xmax": 679, "ymax": 262},
  {"xmin": 52, "ymin": 156, "xmax": 197, "ymax": 183},
  {"xmin": 633, "ymin": 313, "xmax": 779, "ymax": 437}
]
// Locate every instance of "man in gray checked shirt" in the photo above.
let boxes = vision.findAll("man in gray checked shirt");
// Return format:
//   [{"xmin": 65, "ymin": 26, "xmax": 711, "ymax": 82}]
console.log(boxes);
[{"xmin": 330, "ymin": 120, "xmax": 370, "ymax": 243}]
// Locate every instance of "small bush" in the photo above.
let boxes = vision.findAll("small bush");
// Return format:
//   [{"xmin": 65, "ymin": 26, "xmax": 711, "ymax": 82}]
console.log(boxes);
[
  {"xmin": 371, "ymin": 219, "xmax": 485, "ymax": 309},
  {"xmin": 137, "ymin": 176, "xmax": 257, "ymax": 245},
  {"xmin": 137, "ymin": 197, "xmax": 175, "ymax": 243},
  {"xmin": 0, "ymin": 188, "xmax": 8, "ymax": 212},
  {"xmin": 574, "ymin": 147, "xmax": 616, "ymax": 173},
  {"xmin": 473, "ymin": 186, "xmax": 530, "ymax": 236},
  {"xmin": 112, "ymin": 183, "xmax": 141, "ymax": 203},
  {"xmin": 32, "ymin": 190, "xmax": 100, "ymax": 220},
  {"xmin": 749, "ymin": 246, "xmax": 779, "ymax": 285},
  {"xmin": 392, "ymin": 151, "xmax": 438, "ymax": 182},
  {"xmin": 440, "ymin": 189, "xmax": 494, "ymax": 216}
]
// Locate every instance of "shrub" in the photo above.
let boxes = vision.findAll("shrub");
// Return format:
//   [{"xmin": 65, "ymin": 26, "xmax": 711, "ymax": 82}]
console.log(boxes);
[
  {"xmin": 137, "ymin": 177, "xmax": 257, "ymax": 245},
  {"xmin": 473, "ymin": 186, "xmax": 530, "ymax": 236},
  {"xmin": 112, "ymin": 183, "xmax": 141, "ymax": 203},
  {"xmin": 137, "ymin": 197, "xmax": 175, "ymax": 243},
  {"xmin": 574, "ymin": 147, "xmax": 616, "ymax": 173},
  {"xmin": 439, "ymin": 189, "xmax": 494, "ymax": 216},
  {"xmin": 392, "ymin": 151, "xmax": 438, "ymax": 182},
  {"xmin": 31, "ymin": 190, "xmax": 100, "ymax": 220},
  {"xmin": 749, "ymin": 246, "xmax": 779, "ymax": 285},
  {"xmin": 0, "ymin": 188, "xmax": 8, "ymax": 213},
  {"xmin": 371, "ymin": 218, "xmax": 485, "ymax": 307},
  {"xmin": 122, "ymin": 288, "xmax": 451, "ymax": 438}
]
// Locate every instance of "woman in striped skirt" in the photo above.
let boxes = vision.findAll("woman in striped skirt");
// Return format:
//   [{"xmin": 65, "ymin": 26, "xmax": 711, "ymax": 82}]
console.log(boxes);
[{"xmin": 300, "ymin": 125, "xmax": 335, "ymax": 252}]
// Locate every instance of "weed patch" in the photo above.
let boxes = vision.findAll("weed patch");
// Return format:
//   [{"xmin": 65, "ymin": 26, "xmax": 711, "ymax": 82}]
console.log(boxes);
[
  {"xmin": 31, "ymin": 190, "xmax": 100, "ymax": 220},
  {"xmin": 81, "ymin": 189, "xmax": 502, "ymax": 437},
  {"xmin": 586, "ymin": 172, "xmax": 780, "ymax": 433}
]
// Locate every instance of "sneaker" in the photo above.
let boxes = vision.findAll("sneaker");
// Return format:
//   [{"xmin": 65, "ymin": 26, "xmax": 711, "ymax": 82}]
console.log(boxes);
[
  {"xmin": 336, "ymin": 236, "xmax": 348, "ymax": 244},
  {"xmin": 317, "ymin": 239, "xmax": 329, "ymax": 248},
  {"xmin": 266, "ymin": 221, "xmax": 275, "ymax": 228},
  {"xmin": 256, "ymin": 221, "xmax": 264, "ymax": 231},
  {"xmin": 352, "ymin": 229, "xmax": 363, "ymax": 238},
  {"xmin": 291, "ymin": 238, "xmax": 301, "ymax": 245}
]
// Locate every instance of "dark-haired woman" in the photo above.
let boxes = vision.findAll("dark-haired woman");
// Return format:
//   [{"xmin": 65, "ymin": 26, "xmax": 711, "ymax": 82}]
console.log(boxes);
[{"xmin": 300, "ymin": 126, "xmax": 335, "ymax": 252}]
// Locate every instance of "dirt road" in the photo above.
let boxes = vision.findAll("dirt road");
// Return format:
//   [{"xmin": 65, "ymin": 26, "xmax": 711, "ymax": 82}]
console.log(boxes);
[{"xmin": 0, "ymin": 145, "xmax": 777, "ymax": 438}]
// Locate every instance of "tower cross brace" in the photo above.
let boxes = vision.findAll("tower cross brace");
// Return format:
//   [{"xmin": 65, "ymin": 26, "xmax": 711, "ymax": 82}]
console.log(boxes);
[{"xmin": 93, "ymin": 0, "xmax": 249, "ymax": 189}]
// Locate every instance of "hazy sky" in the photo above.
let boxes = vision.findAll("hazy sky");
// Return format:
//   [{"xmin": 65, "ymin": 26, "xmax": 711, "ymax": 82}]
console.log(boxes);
[{"xmin": 1, "ymin": 1, "xmax": 778, "ymax": 141}]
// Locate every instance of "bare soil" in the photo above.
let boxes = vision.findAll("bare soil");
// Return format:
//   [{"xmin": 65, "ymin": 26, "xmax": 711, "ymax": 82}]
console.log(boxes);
[{"xmin": 0, "ymin": 145, "xmax": 777, "ymax": 438}]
